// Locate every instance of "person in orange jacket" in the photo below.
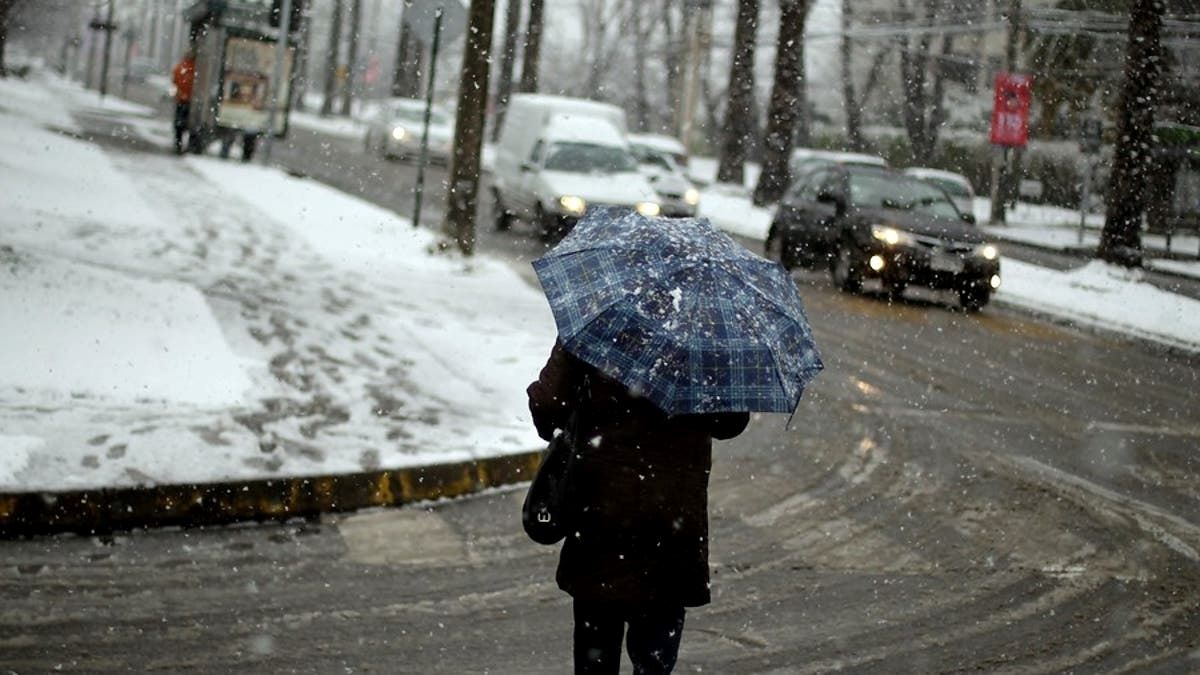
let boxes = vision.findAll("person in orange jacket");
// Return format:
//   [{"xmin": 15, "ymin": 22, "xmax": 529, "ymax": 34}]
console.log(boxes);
[{"xmin": 172, "ymin": 48, "xmax": 196, "ymax": 154}]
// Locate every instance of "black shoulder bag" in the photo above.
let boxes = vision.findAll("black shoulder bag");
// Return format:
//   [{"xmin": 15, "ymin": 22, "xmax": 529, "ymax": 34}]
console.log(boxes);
[{"xmin": 522, "ymin": 376, "xmax": 587, "ymax": 546}]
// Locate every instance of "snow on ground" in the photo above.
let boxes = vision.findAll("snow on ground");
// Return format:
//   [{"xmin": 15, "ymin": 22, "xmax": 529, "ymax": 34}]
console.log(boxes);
[
  {"xmin": 972, "ymin": 196, "xmax": 1200, "ymax": 279},
  {"xmin": 0, "ymin": 74, "xmax": 554, "ymax": 492},
  {"xmin": 972, "ymin": 196, "xmax": 1105, "ymax": 230},
  {"xmin": 997, "ymin": 260, "xmax": 1200, "ymax": 352},
  {"xmin": 0, "ymin": 248, "xmax": 251, "ymax": 406},
  {"xmin": 289, "ymin": 110, "xmax": 366, "ymax": 140},
  {"xmin": 697, "ymin": 184, "xmax": 773, "ymax": 241},
  {"xmin": 687, "ymin": 156, "xmax": 761, "ymax": 189}
]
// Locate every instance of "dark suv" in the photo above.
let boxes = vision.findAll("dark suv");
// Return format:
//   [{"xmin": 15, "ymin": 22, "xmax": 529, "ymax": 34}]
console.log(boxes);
[{"xmin": 766, "ymin": 165, "xmax": 1001, "ymax": 310}]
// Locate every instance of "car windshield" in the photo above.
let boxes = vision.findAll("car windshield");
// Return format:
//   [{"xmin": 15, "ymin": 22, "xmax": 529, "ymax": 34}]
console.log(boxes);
[
  {"xmin": 630, "ymin": 145, "xmax": 675, "ymax": 171},
  {"xmin": 544, "ymin": 142, "xmax": 638, "ymax": 174},
  {"xmin": 922, "ymin": 176, "xmax": 972, "ymax": 200},
  {"xmin": 850, "ymin": 173, "xmax": 961, "ymax": 219}
]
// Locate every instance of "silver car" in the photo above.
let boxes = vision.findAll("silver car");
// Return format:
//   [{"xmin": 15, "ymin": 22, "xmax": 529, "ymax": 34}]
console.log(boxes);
[
  {"xmin": 628, "ymin": 139, "xmax": 700, "ymax": 217},
  {"xmin": 363, "ymin": 98, "xmax": 454, "ymax": 163}
]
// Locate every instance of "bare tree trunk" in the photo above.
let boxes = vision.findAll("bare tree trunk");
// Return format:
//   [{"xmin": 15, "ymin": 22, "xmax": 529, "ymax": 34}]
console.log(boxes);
[
  {"xmin": 321, "ymin": 0, "xmax": 343, "ymax": 116},
  {"xmin": 520, "ymin": 0, "xmax": 544, "ymax": 93},
  {"xmin": 752, "ymin": 0, "xmax": 809, "ymax": 207},
  {"xmin": 716, "ymin": 0, "xmax": 759, "ymax": 186},
  {"xmin": 491, "ymin": 0, "xmax": 522, "ymax": 141},
  {"xmin": 1099, "ymin": 0, "xmax": 1164, "ymax": 268},
  {"xmin": 443, "ymin": 0, "xmax": 496, "ymax": 256},
  {"xmin": 899, "ymin": 28, "xmax": 932, "ymax": 164},
  {"xmin": 631, "ymin": 3, "xmax": 650, "ymax": 131},
  {"xmin": 0, "ymin": 0, "xmax": 11, "ymax": 78},
  {"xmin": 340, "ymin": 0, "xmax": 362, "ymax": 116},
  {"xmin": 841, "ymin": 0, "xmax": 862, "ymax": 151},
  {"xmin": 391, "ymin": 18, "xmax": 424, "ymax": 99},
  {"xmin": 661, "ymin": 2, "xmax": 682, "ymax": 130}
]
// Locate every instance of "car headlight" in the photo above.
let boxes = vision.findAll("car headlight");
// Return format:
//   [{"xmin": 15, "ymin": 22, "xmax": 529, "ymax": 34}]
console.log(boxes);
[
  {"xmin": 391, "ymin": 126, "xmax": 407, "ymax": 141},
  {"xmin": 636, "ymin": 201, "xmax": 661, "ymax": 217},
  {"xmin": 976, "ymin": 243, "xmax": 999, "ymax": 260},
  {"xmin": 559, "ymin": 195, "xmax": 586, "ymax": 216},
  {"xmin": 684, "ymin": 188, "xmax": 700, "ymax": 206},
  {"xmin": 871, "ymin": 225, "xmax": 915, "ymax": 246}
]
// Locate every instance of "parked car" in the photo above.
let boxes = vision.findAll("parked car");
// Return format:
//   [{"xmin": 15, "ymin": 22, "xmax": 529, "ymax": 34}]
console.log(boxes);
[
  {"xmin": 626, "ymin": 132, "xmax": 689, "ymax": 168},
  {"xmin": 903, "ymin": 167, "xmax": 977, "ymax": 221},
  {"xmin": 767, "ymin": 164, "xmax": 1001, "ymax": 310},
  {"xmin": 789, "ymin": 148, "xmax": 886, "ymax": 179},
  {"xmin": 363, "ymin": 98, "xmax": 454, "ymax": 163},
  {"xmin": 493, "ymin": 94, "xmax": 660, "ymax": 241},
  {"xmin": 628, "ymin": 134, "xmax": 700, "ymax": 217}
]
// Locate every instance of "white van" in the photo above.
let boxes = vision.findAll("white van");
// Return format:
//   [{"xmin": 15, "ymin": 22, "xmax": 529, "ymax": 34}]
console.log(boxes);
[{"xmin": 493, "ymin": 94, "xmax": 661, "ymax": 241}]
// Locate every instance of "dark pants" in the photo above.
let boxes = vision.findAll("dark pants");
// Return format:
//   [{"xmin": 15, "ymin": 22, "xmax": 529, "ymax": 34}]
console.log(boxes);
[
  {"xmin": 573, "ymin": 599, "xmax": 686, "ymax": 675},
  {"xmin": 173, "ymin": 101, "xmax": 190, "ymax": 153}
]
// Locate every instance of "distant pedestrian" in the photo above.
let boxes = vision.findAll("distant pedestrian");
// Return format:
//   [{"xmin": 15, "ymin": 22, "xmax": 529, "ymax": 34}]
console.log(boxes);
[
  {"xmin": 172, "ymin": 48, "xmax": 196, "ymax": 154},
  {"xmin": 527, "ymin": 341, "xmax": 750, "ymax": 674}
]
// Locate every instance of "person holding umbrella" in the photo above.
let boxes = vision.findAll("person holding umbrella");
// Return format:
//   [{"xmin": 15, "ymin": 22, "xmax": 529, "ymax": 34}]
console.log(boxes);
[{"xmin": 527, "ymin": 207, "xmax": 823, "ymax": 674}]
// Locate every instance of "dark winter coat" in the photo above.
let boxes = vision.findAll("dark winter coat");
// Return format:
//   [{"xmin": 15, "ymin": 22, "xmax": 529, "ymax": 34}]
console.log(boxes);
[{"xmin": 527, "ymin": 342, "xmax": 750, "ymax": 608}]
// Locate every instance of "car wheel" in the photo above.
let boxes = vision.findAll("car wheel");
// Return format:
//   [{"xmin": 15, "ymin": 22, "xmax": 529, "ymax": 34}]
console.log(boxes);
[
  {"xmin": 830, "ymin": 241, "xmax": 863, "ymax": 293},
  {"xmin": 765, "ymin": 225, "xmax": 791, "ymax": 268},
  {"xmin": 959, "ymin": 285, "xmax": 990, "ymax": 312},
  {"xmin": 883, "ymin": 277, "xmax": 907, "ymax": 302},
  {"xmin": 494, "ymin": 191, "xmax": 513, "ymax": 232},
  {"xmin": 764, "ymin": 225, "xmax": 780, "ymax": 259},
  {"xmin": 537, "ymin": 205, "xmax": 560, "ymax": 243}
]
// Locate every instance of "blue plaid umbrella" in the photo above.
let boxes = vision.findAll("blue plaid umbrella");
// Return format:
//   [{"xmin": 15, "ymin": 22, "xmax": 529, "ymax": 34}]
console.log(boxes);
[{"xmin": 532, "ymin": 207, "xmax": 823, "ymax": 415}]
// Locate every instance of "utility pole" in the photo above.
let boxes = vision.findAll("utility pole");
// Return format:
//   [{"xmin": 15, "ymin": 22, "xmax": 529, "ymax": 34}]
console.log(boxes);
[
  {"xmin": 442, "ymin": 0, "xmax": 496, "ymax": 255},
  {"xmin": 411, "ymin": 6, "xmax": 442, "ymax": 231},
  {"xmin": 97, "ymin": 0, "xmax": 115, "ymax": 98},
  {"xmin": 340, "ymin": 0, "xmax": 361, "ymax": 116},
  {"xmin": 261, "ymin": 0, "xmax": 292, "ymax": 164},
  {"xmin": 989, "ymin": 0, "xmax": 1021, "ymax": 225},
  {"xmin": 678, "ymin": 3, "xmax": 711, "ymax": 148},
  {"xmin": 321, "ymin": 0, "xmax": 343, "ymax": 116}
]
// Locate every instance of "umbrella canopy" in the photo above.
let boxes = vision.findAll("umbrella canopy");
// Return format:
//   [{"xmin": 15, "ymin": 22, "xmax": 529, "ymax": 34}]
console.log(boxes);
[{"xmin": 532, "ymin": 207, "xmax": 823, "ymax": 415}]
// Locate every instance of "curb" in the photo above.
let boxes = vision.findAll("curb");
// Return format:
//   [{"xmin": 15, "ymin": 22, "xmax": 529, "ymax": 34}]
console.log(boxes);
[{"xmin": 0, "ymin": 450, "xmax": 543, "ymax": 539}]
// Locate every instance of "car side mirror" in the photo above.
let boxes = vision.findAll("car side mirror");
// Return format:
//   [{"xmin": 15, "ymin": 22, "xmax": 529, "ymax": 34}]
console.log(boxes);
[
  {"xmin": 960, "ymin": 212, "xmax": 977, "ymax": 225},
  {"xmin": 817, "ymin": 190, "xmax": 845, "ymax": 214}
]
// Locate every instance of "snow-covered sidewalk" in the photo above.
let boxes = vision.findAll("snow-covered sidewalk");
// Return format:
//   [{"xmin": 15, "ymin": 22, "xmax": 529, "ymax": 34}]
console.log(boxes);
[{"xmin": 0, "ymin": 74, "xmax": 554, "ymax": 493}]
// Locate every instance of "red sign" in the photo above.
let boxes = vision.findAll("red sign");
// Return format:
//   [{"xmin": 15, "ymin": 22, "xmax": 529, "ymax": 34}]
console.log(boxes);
[{"xmin": 989, "ymin": 73, "xmax": 1033, "ymax": 147}]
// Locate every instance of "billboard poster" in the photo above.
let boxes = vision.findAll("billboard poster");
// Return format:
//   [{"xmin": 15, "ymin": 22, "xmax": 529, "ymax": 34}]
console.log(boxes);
[
  {"xmin": 216, "ymin": 36, "xmax": 294, "ymax": 134},
  {"xmin": 989, "ymin": 72, "xmax": 1033, "ymax": 147}
]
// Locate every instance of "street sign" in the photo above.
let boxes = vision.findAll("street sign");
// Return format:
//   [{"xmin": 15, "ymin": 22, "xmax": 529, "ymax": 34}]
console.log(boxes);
[
  {"xmin": 402, "ymin": 0, "xmax": 468, "ymax": 44},
  {"xmin": 989, "ymin": 72, "xmax": 1032, "ymax": 147}
]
